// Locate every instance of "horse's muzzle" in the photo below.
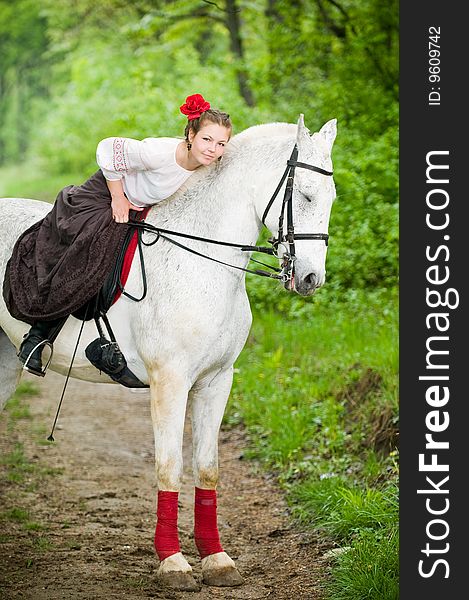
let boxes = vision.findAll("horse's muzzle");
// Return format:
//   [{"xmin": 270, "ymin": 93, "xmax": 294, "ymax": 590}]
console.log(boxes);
[{"xmin": 286, "ymin": 271, "xmax": 324, "ymax": 296}]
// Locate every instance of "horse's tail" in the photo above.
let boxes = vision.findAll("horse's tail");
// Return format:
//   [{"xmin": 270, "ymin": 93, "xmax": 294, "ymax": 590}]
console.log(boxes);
[{"xmin": 0, "ymin": 325, "xmax": 21, "ymax": 411}]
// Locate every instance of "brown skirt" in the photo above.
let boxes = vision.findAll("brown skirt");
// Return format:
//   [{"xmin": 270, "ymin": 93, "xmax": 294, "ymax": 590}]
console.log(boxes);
[{"xmin": 3, "ymin": 170, "xmax": 130, "ymax": 324}]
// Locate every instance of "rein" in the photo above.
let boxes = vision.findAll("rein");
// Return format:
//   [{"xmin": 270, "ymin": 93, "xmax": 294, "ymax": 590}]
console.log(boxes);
[
  {"xmin": 128, "ymin": 144, "xmax": 333, "ymax": 284},
  {"xmin": 129, "ymin": 221, "xmax": 283, "ymax": 280}
]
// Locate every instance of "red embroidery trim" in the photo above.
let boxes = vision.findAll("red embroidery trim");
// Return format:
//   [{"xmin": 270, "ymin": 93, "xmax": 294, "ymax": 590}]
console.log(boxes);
[{"xmin": 112, "ymin": 137, "xmax": 127, "ymax": 172}]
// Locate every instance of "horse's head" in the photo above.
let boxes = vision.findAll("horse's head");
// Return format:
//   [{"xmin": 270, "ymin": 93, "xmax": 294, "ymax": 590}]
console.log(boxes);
[{"xmin": 261, "ymin": 116, "xmax": 337, "ymax": 296}]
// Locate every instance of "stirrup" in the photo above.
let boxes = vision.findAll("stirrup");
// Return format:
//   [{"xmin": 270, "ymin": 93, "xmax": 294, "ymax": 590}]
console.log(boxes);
[{"xmin": 22, "ymin": 340, "xmax": 54, "ymax": 378}]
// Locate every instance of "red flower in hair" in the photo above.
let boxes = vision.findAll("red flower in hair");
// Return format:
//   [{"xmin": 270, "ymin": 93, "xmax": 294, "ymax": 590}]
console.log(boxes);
[{"xmin": 180, "ymin": 93, "xmax": 211, "ymax": 120}]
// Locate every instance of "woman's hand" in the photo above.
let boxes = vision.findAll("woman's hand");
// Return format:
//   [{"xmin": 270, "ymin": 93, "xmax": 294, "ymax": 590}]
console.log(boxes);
[
  {"xmin": 106, "ymin": 179, "xmax": 144, "ymax": 223},
  {"xmin": 111, "ymin": 195, "xmax": 144, "ymax": 223}
]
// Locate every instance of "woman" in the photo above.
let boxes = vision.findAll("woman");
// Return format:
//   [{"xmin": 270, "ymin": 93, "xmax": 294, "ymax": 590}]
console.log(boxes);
[{"xmin": 9, "ymin": 93, "xmax": 232, "ymax": 376}]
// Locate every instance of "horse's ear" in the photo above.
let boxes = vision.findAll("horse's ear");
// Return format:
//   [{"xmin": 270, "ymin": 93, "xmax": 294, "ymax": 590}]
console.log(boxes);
[
  {"xmin": 296, "ymin": 113, "xmax": 310, "ymax": 146},
  {"xmin": 318, "ymin": 119, "xmax": 337, "ymax": 153}
]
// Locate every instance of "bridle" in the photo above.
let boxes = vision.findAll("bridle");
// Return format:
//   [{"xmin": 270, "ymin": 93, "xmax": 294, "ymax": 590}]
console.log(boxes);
[
  {"xmin": 128, "ymin": 144, "xmax": 333, "ymax": 285},
  {"xmin": 261, "ymin": 144, "xmax": 332, "ymax": 283}
]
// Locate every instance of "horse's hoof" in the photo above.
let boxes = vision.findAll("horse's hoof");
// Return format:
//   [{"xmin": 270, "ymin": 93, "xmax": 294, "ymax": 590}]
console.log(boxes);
[
  {"xmin": 202, "ymin": 566, "xmax": 244, "ymax": 587},
  {"xmin": 158, "ymin": 571, "xmax": 200, "ymax": 592}
]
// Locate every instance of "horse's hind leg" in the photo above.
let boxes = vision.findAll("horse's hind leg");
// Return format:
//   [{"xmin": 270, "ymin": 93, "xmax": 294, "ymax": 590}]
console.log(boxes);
[
  {"xmin": 149, "ymin": 367, "xmax": 199, "ymax": 592},
  {"xmin": 0, "ymin": 327, "xmax": 22, "ymax": 411},
  {"xmin": 190, "ymin": 367, "xmax": 243, "ymax": 587}
]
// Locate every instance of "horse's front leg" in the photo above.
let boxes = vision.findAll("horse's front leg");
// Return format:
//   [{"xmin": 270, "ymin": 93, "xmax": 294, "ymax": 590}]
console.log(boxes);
[
  {"xmin": 190, "ymin": 367, "xmax": 243, "ymax": 587},
  {"xmin": 149, "ymin": 367, "xmax": 199, "ymax": 592}
]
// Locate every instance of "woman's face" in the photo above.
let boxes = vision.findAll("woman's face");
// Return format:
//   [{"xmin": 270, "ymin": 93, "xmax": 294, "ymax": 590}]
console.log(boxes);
[{"xmin": 188, "ymin": 122, "xmax": 231, "ymax": 166}]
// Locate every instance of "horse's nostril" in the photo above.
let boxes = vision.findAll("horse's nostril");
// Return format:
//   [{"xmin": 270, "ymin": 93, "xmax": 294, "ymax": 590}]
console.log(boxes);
[{"xmin": 304, "ymin": 273, "xmax": 317, "ymax": 288}]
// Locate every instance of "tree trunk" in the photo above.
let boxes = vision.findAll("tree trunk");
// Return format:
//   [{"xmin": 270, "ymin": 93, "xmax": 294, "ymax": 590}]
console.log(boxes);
[{"xmin": 225, "ymin": 0, "xmax": 255, "ymax": 106}]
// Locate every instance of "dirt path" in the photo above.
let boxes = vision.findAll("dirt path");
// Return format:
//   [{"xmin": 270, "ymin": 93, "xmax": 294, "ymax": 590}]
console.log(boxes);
[{"xmin": 1, "ymin": 372, "xmax": 332, "ymax": 599}]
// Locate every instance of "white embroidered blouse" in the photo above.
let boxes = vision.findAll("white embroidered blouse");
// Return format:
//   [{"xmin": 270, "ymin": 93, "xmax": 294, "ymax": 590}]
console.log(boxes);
[{"xmin": 96, "ymin": 136, "xmax": 194, "ymax": 207}]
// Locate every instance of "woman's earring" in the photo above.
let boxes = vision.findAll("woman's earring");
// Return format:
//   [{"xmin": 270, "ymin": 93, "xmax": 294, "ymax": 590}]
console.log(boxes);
[{"xmin": 187, "ymin": 142, "xmax": 192, "ymax": 151}]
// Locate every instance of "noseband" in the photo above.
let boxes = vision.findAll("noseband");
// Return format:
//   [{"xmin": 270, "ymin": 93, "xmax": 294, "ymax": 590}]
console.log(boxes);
[{"xmin": 128, "ymin": 144, "xmax": 333, "ymax": 284}]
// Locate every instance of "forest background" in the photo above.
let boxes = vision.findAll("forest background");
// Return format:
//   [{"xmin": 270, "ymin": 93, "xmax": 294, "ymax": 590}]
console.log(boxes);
[{"xmin": 0, "ymin": 1, "xmax": 399, "ymax": 598}]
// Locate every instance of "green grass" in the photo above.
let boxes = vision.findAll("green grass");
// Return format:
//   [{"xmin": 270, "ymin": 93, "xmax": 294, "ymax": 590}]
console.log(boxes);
[
  {"xmin": 325, "ymin": 527, "xmax": 399, "ymax": 600},
  {"xmin": 1, "ymin": 383, "xmax": 41, "ymax": 481},
  {"xmin": 122, "ymin": 577, "xmax": 147, "ymax": 590},
  {"xmin": 4, "ymin": 507, "xmax": 30, "ymax": 522},
  {"xmin": 0, "ymin": 380, "xmax": 61, "ymax": 546},
  {"xmin": 228, "ymin": 289, "xmax": 398, "ymax": 599},
  {"xmin": 229, "ymin": 292, "xmax": 398, "ymax": 474},
  {"xmin": 0, "ymin": 442, "xmax": 35, "ymax": 483},
  {"xmin": 0, "ymin": 438, "xmax": 63, "ymax": 484},
  {"xmin": 2, "ymin": 381, "xmax": 38, "ymax": 426},
  {"xmin": 290, "ymin": 477, "xmax": 398, "ymax": 537},
  {"xmin": 0, "ymin": 163, "xmax": 86, "ymax": 202},
  {"xmin": 31, "ymin": 535, "xmax": 55, "ymax": 551},
  {"xmin": 1, "ymin": 507, "xmax": 45, "ymax": 532}
]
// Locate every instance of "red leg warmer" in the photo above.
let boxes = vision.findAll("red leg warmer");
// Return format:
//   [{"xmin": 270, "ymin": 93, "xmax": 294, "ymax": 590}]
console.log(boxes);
[
  {"xmin": 154, "ymin": 490, "xmax": 181, "ymax": 561},
  {"xmin": 194, "ymin": 487, "xmax": 224, "ymax": 559}
]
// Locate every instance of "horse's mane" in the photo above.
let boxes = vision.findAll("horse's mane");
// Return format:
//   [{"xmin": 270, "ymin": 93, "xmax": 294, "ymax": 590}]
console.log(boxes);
[{"xmin": 228, "ymin": 122, "xmax": 297, "ymax": 146}]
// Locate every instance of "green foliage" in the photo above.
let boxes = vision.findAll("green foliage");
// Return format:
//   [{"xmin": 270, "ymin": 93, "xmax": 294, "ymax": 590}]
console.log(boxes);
[
  {"xmin": 0, "ymin": 0, "xmax": 398, "ymax": 294},
  {"xmin": 0, "ymin": 0, "xmax": 50, "ymax": 162}
]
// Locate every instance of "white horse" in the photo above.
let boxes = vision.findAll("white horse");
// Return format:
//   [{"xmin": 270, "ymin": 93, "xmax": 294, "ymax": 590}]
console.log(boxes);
[{"xmin": 0, "ymin": 115, "xmax": 336, "ymax": 590}]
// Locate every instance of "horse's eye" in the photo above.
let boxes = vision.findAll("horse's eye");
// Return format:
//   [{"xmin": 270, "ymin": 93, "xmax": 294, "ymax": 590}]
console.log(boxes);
[{"xmin": 298, "ymin": 188, "xmax": 312, "ymax": 203}]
